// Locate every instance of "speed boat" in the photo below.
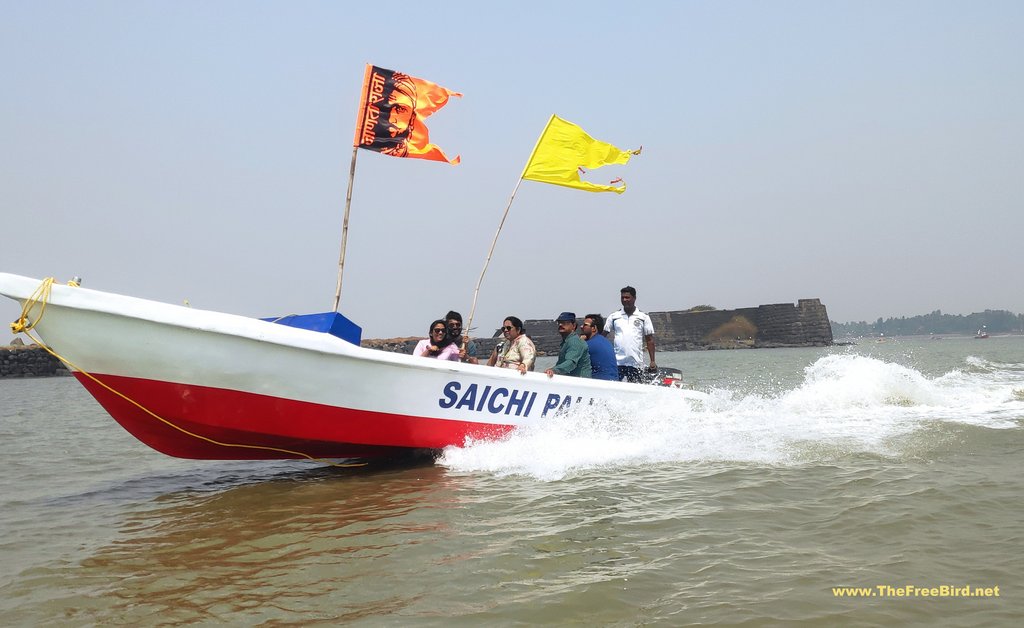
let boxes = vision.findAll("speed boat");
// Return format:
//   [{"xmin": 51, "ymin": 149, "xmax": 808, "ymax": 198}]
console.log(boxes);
[{"xmin": 1, "ymin": 273, "xmax": 705, "ymax": 460}]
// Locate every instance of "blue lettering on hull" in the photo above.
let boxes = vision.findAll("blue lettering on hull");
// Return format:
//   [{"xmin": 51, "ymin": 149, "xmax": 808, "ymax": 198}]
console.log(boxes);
[{"xmin": 439, "ymin": 381, "xmax": 592, "ymax": 419}]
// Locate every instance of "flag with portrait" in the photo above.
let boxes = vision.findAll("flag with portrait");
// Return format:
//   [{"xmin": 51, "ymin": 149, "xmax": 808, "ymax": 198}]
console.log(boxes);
[{"xmin": 352, "ymin": 64, "xmax": 462, "ymax": 165}]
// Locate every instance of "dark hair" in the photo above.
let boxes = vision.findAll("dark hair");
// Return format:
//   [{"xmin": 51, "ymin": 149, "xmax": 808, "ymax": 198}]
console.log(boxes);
[
  {"xmin": 504, "ymin": 315, "xmax": 524, "ymax": 334},
  {"xmin": 585, "ymin": 313, "xmax": 604, "ymax": 331},
  {"xmin": 620, "ymin": 286, "xmax": 636, "ymax": 297},
  {"xmin": 428, "ymin": 319, "xmax": 454, "ymax": 348},
  {"xmin": 445, "ymin": 311, "xmax": 463, "ymax": 325}
]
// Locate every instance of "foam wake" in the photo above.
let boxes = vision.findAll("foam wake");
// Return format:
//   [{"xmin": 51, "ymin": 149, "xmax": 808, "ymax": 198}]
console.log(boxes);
[{"xmin": 439, "ymin": 354, "xmax": 1024, "ymax": 479}]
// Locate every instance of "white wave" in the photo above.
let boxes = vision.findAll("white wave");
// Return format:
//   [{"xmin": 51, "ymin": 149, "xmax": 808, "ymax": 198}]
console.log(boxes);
[{"xmin": 439, "ymin": 354, "xmax": 1024, "ymax": 480}]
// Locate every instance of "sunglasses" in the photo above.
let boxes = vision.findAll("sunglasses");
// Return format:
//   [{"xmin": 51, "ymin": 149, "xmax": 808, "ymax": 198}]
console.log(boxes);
[
  {"xmin": 432, "ymin": 328, "xmax": 446, "ymax": 334},
  {"xmin": 502, "ymin": 325, "xmax": 514, "ymax": 331}
]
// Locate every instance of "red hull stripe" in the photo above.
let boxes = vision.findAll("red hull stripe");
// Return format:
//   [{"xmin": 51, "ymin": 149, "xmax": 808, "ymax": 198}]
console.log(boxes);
[{"xmin": 75, "ymin": 373, "xmax": 514, "ymax": 460}]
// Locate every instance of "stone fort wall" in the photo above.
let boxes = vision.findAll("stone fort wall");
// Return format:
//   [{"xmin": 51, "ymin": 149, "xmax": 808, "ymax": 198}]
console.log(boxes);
[{"xmin": 485, "ymin": 298, "xmax": 833, "ymax": 356}]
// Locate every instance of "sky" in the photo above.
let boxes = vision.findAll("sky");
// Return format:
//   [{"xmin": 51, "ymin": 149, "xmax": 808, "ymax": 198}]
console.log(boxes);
[{"xmin": 2, "ymin": 1, "xmax": 1022, "ymax": 342}]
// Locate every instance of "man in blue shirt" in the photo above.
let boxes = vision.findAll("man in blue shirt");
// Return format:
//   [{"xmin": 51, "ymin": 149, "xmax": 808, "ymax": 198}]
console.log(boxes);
[{"xmin": 581, "ymin": 313, "xmax": 618, "ymax": 381}]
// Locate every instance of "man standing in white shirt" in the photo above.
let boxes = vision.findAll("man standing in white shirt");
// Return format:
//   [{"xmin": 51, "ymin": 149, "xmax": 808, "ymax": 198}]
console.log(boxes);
[{"xmin": 604, "ymin": 285, "xmax": 657, "ymax": 383}]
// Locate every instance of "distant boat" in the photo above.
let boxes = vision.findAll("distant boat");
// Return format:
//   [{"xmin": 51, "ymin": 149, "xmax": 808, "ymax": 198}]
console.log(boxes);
[{"xmin": 975, "ymin": 327, "xmax": 990, "ymax": 339}]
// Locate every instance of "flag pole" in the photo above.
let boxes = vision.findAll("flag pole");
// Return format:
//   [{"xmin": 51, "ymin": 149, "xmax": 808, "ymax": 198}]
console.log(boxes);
[
  {"xmin": 465, "ymin": 115, "xmax": 554, "ymax": 336},
  {"xmin": 466, "ymin": 176, "xmax": 524, "ymax": 336},
  {"xmin": 333, "ymin": 146, "xmax": 359, "ymax": 311}
]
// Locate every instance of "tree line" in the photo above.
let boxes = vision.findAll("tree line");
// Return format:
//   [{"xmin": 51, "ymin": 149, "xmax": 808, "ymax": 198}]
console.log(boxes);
[{"xmin": 831, "ymin": 309, "xmax": 1024, "ymax": 337}]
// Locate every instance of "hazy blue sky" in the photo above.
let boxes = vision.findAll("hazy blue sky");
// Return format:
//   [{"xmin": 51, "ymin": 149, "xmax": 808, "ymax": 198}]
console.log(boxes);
[{"xmin": 3, "ymin": 1, "xmax": 1022, "ymax": 341}]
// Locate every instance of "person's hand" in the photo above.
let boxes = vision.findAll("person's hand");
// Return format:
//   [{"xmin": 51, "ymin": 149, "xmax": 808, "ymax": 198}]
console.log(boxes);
[
  {"xmin": 647, "ymin": 363, "xmax": 658, "ymax": 372},
  {"xmin": 518, "ymin": 363, "xmax": 527, "ymax": 375},
  {"xmin": 545, "ymin": 368, "xmax": 555, "ymax": 378}
]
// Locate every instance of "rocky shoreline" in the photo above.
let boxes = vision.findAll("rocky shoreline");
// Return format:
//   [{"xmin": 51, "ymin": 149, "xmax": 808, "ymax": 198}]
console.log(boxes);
[{"xmin": 0, "ymin": 343, "xmax": 70, "ymax": 378}]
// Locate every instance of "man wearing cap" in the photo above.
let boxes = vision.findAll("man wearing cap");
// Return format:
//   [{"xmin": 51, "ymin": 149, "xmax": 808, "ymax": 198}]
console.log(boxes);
[{"xmin": 545, "ymin": 312, "xmax": 592, "ymax": 378}]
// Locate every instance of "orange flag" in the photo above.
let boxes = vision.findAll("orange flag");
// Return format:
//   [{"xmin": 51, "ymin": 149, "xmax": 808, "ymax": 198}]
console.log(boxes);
[{"xmin": 353, "ymin": 64, "xmax": 461, "ymax": 165}]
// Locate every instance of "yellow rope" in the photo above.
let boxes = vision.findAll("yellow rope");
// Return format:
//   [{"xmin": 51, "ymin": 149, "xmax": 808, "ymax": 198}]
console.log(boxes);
[
  {"xmin": 10, "ymin": 276, "xmax": 53, "ymax": 334},
  {"xmin": 11, "ymin": 277, "xmax": 364, "ymax": 468}
]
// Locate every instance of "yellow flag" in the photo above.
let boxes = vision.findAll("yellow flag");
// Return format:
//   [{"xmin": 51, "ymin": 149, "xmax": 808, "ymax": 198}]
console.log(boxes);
[{"xmin": 521, "ymin": 115, "xmax": 637, "ymax": 194}]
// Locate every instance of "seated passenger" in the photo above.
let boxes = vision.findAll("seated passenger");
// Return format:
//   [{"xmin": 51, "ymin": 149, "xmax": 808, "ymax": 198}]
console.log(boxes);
[
  {"xmin": 581, "ymin": 313, "xmax": 618, "ymax": 381},
  {"xmin": 545, "ymin": 312, "xmax": 592, "ymax": 378},
  {"xmin": 413, "ymin": 319, "xmax": 460, "ymax": 361},
  {"xmin": 487, "ymin": 316, "xmax": 536, "ymax": 375},
  {"xmin": 445, "ymin": 310, "xmax": 479, "ymax": 364}
]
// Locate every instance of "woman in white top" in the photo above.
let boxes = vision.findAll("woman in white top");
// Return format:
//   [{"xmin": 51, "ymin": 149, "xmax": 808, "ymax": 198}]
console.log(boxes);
[{"xmin": 486, "ymin": 316, "xmax": 536, "ymax": 375}]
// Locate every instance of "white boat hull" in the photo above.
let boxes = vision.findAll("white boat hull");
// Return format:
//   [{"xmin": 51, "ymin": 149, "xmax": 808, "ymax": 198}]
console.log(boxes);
[{"xmin": 0, "ymin": 273, "xmax": 705, "ymax": 459}]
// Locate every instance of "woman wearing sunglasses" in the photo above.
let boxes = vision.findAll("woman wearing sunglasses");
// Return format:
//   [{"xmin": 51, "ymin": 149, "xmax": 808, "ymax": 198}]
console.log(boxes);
[
  {"xmin": 486, "ymin": 316, "xmax": 536, "ymax": 375},
  {"xmin": 413, "ymin": 319, "xmax": 461, "ymax": 361}
]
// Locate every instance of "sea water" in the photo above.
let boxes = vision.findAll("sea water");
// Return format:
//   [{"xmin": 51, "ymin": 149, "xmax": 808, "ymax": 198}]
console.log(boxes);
[{"xmin": 1, "ymin": 336, "xmax": 1022, "ymax": 625}]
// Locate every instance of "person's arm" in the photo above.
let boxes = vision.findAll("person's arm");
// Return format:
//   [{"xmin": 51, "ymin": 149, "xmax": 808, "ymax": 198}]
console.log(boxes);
[
  {"xmin": 549, "ymin": 339, "xmax": 585, "ymax": 376},
  {"xmin": 458, "ymin": 338, "xmax": 478, "ymax": 364},
  {"xmin": 518, "ymin": 337, "xmax": 536, "ymax": 375},
  {"xmin": 460, "ymin": 349, "xmax": 478, "ymax": 364},
  {"xmin": 644, "ymin": 314, "xmax": 656, "ymax": 370},
  {"xmin": 439, "ymin": 343, "xmax": 461, "ymax": 361},
  {"xmin": 486, "ymin": 346, "xmax": 498, "ymax": 367}
]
